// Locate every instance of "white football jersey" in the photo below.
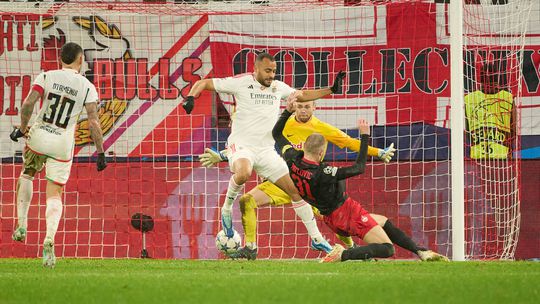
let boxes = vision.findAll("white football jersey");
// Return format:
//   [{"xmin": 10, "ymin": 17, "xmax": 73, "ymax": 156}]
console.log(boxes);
[
  {"xmin": 27, "ymin": 68, "xmax": 98, "ymax": 161},
  {"xmin": 213, "ymin": 74, "xmax": 295, "ymax": 148}
]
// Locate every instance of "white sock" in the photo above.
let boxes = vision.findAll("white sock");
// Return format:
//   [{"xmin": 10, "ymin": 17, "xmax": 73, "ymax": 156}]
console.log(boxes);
[
  {"xmin": 292, "ymin": 200, "xmax": 324, "ymax": 242},
  {"xmin": 45, "ymin": 197, "xmax": 63, "ymax": 242},
  {"xmin": 222, "ymin": 176, "xmax": 244, "ymax": 215},
  {"xmin": 16, "ymin": 174, "xmax": 33, "ymax": 229}
]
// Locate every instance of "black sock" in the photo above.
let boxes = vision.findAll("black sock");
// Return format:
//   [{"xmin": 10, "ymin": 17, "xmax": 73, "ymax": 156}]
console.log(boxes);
[
  {"xmin": 341, "ymin": 243, "xmax": 394, "ymax": 261},
  {"xmin": 383, "ymin": 220, "xmax": 423, "ymax": 254}
]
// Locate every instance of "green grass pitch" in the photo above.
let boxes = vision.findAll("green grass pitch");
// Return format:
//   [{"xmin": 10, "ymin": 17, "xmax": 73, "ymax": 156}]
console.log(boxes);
[{"xmin": 1, "ymin": 259, "xmax": 539, "ymax": 303}]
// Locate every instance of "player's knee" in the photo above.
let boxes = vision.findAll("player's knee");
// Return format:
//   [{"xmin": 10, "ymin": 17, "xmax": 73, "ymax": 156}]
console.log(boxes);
[
  {"xmin": 382, "ymin": 243, "xmax": 395, "ymax": 258},
  {"xmin": 239, "ymin": 194, "xmax": 256, "ymax": 213},
  {"xmin": 233, "ymin": 172, "xmax": 250, "ymax": 185}
]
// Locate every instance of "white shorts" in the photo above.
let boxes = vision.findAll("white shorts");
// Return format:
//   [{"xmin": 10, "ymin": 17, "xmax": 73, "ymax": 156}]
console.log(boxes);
[
  {"xmin": 23, "ymin": 147, "xmax": 72, "ymax": 185},
  {"xmin": 227, "ymin": 143, "xmax": 289, "ymax": 183}
]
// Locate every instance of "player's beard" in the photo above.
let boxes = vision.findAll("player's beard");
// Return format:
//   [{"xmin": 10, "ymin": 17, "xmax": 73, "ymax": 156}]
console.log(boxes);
[{"xmin": 257, "ymin": 76, "xmax": 273, "ymax": 87}]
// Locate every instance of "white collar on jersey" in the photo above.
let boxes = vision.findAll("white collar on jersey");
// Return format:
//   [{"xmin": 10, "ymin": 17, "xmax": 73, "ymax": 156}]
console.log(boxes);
[{"xmin": 61, "ymin": 67, "xmax": 80, "ymax": 74}]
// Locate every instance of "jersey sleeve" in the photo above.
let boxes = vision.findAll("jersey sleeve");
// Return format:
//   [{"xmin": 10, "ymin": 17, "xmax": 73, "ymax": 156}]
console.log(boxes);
[
  {"xmin": 84, "ymin": 83, "xmax": 99, "ymax": 104},
  {"xmin": 318, "ymin": 120, "xmax": 380, "ymax": 157},
  {"xmin": 277, "ymin": 81, "xmax": 296, "ymax": 100},
  {"xmin": 213, "ymin": 77, "xmax": 238, "ymax": 95},
  {"xmin": 31, "ymin": 72, "xmax": 46, "ymax": 96}
]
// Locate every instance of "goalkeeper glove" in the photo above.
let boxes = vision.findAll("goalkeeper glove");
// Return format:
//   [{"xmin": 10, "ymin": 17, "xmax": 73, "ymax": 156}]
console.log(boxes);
[
  {"xmin": 9, "ymin": 127, "xmax": 25, "ymax": 142},
  {"xmin": 96, "ymin": 153, "xmax": 107, "ymax": 171},
  {"xmin": 377, "ymin": 143, "xmax": 396, "ymax": 163},
  {"xmin": 330, "ymin": 70, "xmax": 346, "ymax": 94},
  {"xmin": 199, "ymin": 148, "xmax": 228, "ymax": 168},
  {"xmin": 182, "ymin": 96, "xmax": 195, "ymax": 114}
]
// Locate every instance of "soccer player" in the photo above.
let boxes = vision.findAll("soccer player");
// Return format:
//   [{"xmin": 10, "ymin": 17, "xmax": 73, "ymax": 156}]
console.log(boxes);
[
  {"xmin": 271, "ymin": 98, "xmax": 448, "ymax": 262},
  {"xmin": 10, "ymin": 42, "xmax": 107, "ymax": 268},
  {"xmin": 182, "ymin": 52, "xmax": 346, "ymax": 253},
  {"xmin": 200, "ymin": 100, "xmax": 396, "ymax": 260}
]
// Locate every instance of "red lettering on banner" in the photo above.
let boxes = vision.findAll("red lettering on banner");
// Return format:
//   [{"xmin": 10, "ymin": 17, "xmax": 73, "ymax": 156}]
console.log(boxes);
[
  {"xmin": 0, "ymin": 75, "xmax": 31, "ymax": 116},
  {"xmin": 158, "ymin": 58, "xmax": 180, "ymax": 99},
  {"xmin": 137, "ymin": 58, "xmax": 158, "ymax": 100},
  {"xmin": 5, "ymin": 76, "xmax": 20, "ymax": 116},
  {"xmin": 181, "ymin": 57, "xmax": 202, "ymax": 98},
  {"xmin": 94, "ymin": 59, "xmax": 113, "ymax": 100},
  {"xmin": 0, "ymin": 14, "xmax": 40, "ymax": 57}
]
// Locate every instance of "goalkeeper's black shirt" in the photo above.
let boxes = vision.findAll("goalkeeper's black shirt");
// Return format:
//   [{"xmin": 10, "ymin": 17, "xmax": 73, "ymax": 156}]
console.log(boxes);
[{"xmin": 272, "ymin": 110, "xmax": 369, "ymax": 216}]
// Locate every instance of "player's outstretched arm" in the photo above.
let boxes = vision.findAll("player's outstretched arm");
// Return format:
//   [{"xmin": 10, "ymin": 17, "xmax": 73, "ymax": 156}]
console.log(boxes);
[
  {"xmin": 297, "ymin": 71, "xmax": 346, "ymax": 102},
  {"xmin": 335, "ymin": 119, "xmax": 370, "ymax": 180},
  {"xmin": 183, "ymin": 79, "xmax": 216, "ymax": 114},
  {"xmin": 85, "ymin": 102, "xmax": 107, "ymax": 171},
  {"xmin": 10, "ymin": 90, "xmax": 40, "ymax": 142}
]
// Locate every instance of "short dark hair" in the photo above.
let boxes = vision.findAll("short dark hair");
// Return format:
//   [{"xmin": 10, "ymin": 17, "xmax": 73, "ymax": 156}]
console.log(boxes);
[
  {"xmin": 60, "ymin": 42, "xmax": 83, "ymax": 65},
  {"xmin": 256, "ymin": 52, "xmax": 275, "ymax": 62},
  {"xmin": 304, "ymin": 133, "xmax": 327, "ymax": 156}
]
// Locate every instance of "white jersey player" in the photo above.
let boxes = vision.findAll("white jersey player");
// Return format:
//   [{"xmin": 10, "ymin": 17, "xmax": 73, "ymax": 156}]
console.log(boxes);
[
  {"xmin": 10, "ymin": 42, "xmax": 106, "ymax": 268},
  {"xmin": 183, "ymin": 52, "xmax": 346, "ymax": 256}
]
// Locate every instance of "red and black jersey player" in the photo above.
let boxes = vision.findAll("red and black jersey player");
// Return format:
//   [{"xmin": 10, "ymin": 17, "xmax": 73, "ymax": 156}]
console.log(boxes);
[{"xmin": 271, "ymin": 95, "xmax": 449, "ymax": 262}]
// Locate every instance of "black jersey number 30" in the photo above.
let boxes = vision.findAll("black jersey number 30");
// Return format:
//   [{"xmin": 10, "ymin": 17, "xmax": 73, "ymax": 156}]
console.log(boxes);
[{"xmin": 42, "ymin": 92, "xmax": 76, "ymax": 129}]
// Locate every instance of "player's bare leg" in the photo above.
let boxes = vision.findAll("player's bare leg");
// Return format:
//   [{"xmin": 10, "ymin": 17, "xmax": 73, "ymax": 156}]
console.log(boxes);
[
  {"xmin": 273, "ymin": 174, "xmax": 332, "ymax": 253},
  {"xmin": 42, "ymin": 182, "xmax": 63, "ymax": 268},
  {"xmin": 371, "ymin": 214, "xmax": 449, "ymax": 262},
  {"xmin": 221, "ymin": 158, "xmax": 251, "ymax": 237},
  {"xmin": 13, "ymin": 168, "xmax": 37, "ymax": 242}
]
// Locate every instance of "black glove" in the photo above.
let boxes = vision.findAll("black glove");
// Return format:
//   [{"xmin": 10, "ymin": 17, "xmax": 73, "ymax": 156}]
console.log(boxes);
[
  {"xmin": 182, "ymin": 96, "xmax": 195, "ymax": 114},
  {"xmin": 96, "ymin": 153, "xmax": 107, "ymax": 171},
  {"xmin": 330, "ymin": 70, "xmax": 346, "ymax": 94},
  {"xmin": 10, "ymin": 128, "xmax": 25, "ymax": 142}
]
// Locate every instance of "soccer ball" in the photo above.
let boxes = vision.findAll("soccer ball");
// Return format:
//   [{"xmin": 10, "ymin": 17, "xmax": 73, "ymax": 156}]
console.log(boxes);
[{"xmin": 215, "ymin": 229, "xmax": 242, "ymax": 254}]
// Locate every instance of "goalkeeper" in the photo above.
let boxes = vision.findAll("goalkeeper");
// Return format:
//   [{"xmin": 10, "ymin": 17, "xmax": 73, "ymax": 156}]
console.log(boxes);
[{"xmin": 200, "ymin": 99, "xmax": 396, "ymax": 260}]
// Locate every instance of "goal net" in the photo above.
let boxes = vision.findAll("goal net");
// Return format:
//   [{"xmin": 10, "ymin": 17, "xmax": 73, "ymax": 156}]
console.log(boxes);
[{"xmin": 0, "ymin": 0, "xmax": 534, "ymax": 260}]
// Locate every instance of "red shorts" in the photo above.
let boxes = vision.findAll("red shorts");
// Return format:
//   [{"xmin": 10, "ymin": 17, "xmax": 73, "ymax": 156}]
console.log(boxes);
[{"xmin": 323, "ymin": 197, "xmax": 378, "ymax": 239}]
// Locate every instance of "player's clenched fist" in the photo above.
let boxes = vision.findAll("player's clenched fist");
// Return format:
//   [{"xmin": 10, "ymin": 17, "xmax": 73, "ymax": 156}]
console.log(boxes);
[
  {"xmin": 9, "ymin": 127, "xmax": 26, "ymax": 142},
  {"xmin": 96, "ymin": 153, "xmax": 107, "ymax": 171},
  {"xmin": 358, "ymin": 119, "xmax": 370, "ymax": 135},
  {"xmin": 331, "ymin": 71, "xmax": 346, "ymax": 94},
  {"xmin": 183, "ymin": 96, "xmax": 195, "ymax": 114}
]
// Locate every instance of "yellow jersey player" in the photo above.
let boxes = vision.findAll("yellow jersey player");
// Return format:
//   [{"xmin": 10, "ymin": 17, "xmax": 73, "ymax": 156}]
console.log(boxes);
[
  {"xmin": 465, "ymin": 62, "xmax": 514, "ymax": 159},
  {"xmin": 200, "ymin": 99, "xmax": 396, "ymax": 260}
]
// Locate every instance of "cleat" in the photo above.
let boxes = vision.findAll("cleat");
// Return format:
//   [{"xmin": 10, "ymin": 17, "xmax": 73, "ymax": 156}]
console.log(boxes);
[
  {"xmin": 12, "ymin": 226, "xmax": 27, "ymax": 242},
  {"xmin": 220, "ymin": 210, "xmax": 234, "ymax": 238},
  {"xmin": 418, "ymin": 250, "xmax": 449, "ymax": 262},
  {"xmin": 228, "ymin": 246, "xmax": 258, "ymax": 260},
  {"xmin": 320, "ymin": 244, "xmax": 345, "ymax": 263},
  {"xmin": 42, "ymin": 238, "xmax": 56, "ymax": 268},
  {"xmin": 311, "ymin": 238, "xmax": 333, "ymax": 254}
]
